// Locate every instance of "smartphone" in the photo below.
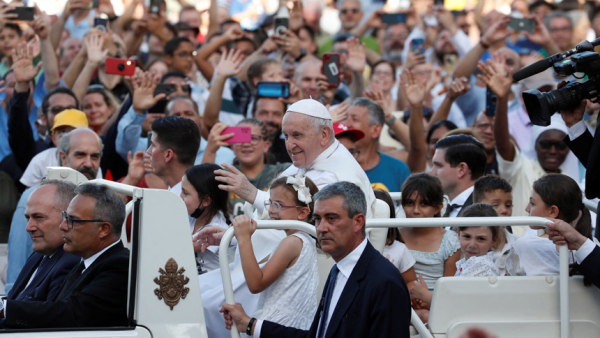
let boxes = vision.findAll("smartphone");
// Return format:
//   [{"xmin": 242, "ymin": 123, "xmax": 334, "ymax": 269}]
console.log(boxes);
[
  {"xmin": 105, "ymin": 58, "xmax": 136, "ymax": 76},
  {"xmin": 154, "ymin": 84, "xmax": 177, "ymax": 97},
  {"xmin": 148, "ymin": 0, "xmax": 162, "ymax": 14},
  {"xmin": 256, "ymin": 82, "xmax": 290, "ymax": 98},
  {"xmin": 92, "ymin": 0, "xmax": 100, "ymax": 8},
  {"xmin": 221, "ymin": 126, "xmax": 252, "ymax": 144},
  {"xmin": 94, "ymin": 18, "xmax": 108, "ymax": 32},
  {"xmin": 273, "ymin": 17, "xmax": 289, "ymax": 36},
  {"xmin": 147, "ymin": 131, "xmax": 153, "ymax": 149},
  {"xmin": 434, "ymin": 0, "xmax": 445, "ymax": 6},
  {"xmin": 508, "ymin": 18, "xmax": 535, "ymax": 34},
  {"xmin": 8, "ymin": 7, "xmax": 34, "ymax": 21},
  {"xmin": 322, "ymin": 53, "xmax": 341, "ymax": 88},
  {"xmin": 380, "ymin": 13, "xmax": 407, "ymax": 25},
  {"xmin": 485, "ymin": 87, "xmax": 498, "ymax": 116},
  {"xmin": 411, "ymin": 38, "xmax": 425, "ymax": 55},
  {"xmin": 444, "ymin": 54, "xmax": 458, "ymax": 74}
]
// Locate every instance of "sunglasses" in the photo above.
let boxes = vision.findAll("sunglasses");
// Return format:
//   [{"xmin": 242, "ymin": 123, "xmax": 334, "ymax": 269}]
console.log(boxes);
[{"xmin": 538, "ymin": 140, "xmax": 567, "ymax": 151}]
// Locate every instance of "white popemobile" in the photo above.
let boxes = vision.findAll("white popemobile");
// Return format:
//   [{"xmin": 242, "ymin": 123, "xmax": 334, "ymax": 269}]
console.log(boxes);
[{"xmin": 2, "ymin": 167, "xmax": 598, "ymax": 338}]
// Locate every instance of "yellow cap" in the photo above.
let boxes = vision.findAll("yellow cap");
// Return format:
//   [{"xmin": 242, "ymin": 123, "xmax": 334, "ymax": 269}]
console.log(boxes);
[{"xmin": 51, "ymin": 109, "xmax": 89, "ymax": 132}]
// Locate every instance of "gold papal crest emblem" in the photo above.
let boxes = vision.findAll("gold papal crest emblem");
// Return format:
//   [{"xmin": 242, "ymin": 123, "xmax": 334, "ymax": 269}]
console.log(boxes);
[{"xmin": 154, "ymin": 258, "xmax": 190, "ymax": 310}]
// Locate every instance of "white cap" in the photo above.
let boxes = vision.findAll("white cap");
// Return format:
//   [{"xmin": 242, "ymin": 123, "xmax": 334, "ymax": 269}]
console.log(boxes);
[{"xmin": 286, "ymin": 99, "xmax": 332, "ymax": 120}]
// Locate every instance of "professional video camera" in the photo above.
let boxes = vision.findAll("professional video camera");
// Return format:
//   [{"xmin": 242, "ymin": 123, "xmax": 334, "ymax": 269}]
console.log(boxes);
[{"xmin": 513, "ymin": 39, "xmax": 600, "ymax": 126}]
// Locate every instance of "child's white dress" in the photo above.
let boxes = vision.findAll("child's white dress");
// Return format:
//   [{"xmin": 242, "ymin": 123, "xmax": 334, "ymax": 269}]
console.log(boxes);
[
  {"xmin": 383, "ymin": 240, "xmax": 416, "ymax": 273},
  {"xmin": 455, "ymin": 252, "xmax": 500, "ymax": 277},
  {"xmin": 252, "ymin": 231, "xmax": 319, "ymax": 330}
]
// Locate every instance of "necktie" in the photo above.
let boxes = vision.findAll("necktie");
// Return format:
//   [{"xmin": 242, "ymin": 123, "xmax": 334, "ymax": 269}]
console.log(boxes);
[
  {"xmin": 317, "ymin": 265, "xmax": 339, "ymax": 338},
  {"xmin": 16, "ymin": 256, "xmax": 50, "ymax": 300},
  {"xmin": 443, "ymin": 204, "xmax": 462, "ymax": 218}
]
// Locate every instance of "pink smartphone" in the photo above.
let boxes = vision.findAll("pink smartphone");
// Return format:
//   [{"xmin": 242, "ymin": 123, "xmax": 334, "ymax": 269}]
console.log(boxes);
[{"xmin": 221, "ymin": 126, "xmax": 252, "ymax": 143}]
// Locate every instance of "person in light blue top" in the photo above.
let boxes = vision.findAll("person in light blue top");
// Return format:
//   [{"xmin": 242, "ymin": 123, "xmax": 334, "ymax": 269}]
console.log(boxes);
[{"xmin": 116, "ymin": 74, "xmax": 234, "ymax": 165}]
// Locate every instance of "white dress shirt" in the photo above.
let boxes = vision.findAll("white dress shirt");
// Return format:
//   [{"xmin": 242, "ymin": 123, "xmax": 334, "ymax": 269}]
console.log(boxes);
[
  {"xmin": 574, "ymin": 238, "xmax": 598, "ymax": 264},
  {"xmin": 447, "ymin": 186, "xmax": 474, "ymax": 218},
  {"xmin": 168, "ymin": 181, "xmax": 182, "ymax": 197},
  {"xmin": 254, "ymin": 239, "xmax": 369, "ymax": 337}
]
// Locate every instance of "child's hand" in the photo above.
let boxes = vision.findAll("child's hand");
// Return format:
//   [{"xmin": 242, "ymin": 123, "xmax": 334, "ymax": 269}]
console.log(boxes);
[
  {"xmin": 232, "ymin": 215, "xmax": 257, "ymax": 241},
  {"xmin": 409, "ymin": 275, "xmax": 431, "ymax": 305}
]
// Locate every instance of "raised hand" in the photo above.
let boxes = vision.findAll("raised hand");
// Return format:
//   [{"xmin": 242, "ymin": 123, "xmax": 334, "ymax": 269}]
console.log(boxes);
[
  {"xmin": 215, "ymin": 49, "xmax": 245, "ymax": 78},
  {"xmin": 0, "ymin": 3, "xmax": 18, "ymax": 27},
  {"xmin": 365, "ymin": 87, "xmax": 394, "ymax": 121},
  {"xmin": 232, "ymin": 214, "xmax": 257, "ymax": 241},
  {"xmin": 62, "ymin": 0, "xmax": 86, "ymax": 18},
  {"xmin": 12, "ymin": 42, "xmax": 43, "ymax": 84},
  {"xmin": 280, "ymin": 79, "xmax": 302, "ymax": 105},
  {"xmin": 98, "ymin": 0, "xmax": 116, "ymax": 18},
  {"xmin": 434, "ymin": 6, "xmax": 457, "ymax": 34},
  {"xmin": 481, "ymin": 15, "xmax": 511, "ymax": 47},
  {"xmin": 476, "ymin": 52, "xmax": 512, "ymax": 99},
  {"xmin": 85, "ymin": 32, "xmax": 109, "ymax": 66},
  {"xmin": 317, "ymin": 74, "xmax": 338, "ymax": 105},
  {"xmin": 214, "ymin": 163, "xmax": 258, "ymax": 204},
  {"xmin": 328, "ymin": 101, "xmax": 350, "ymax": 123},
  {"xmin": 273, "ymin": 28, "xmax": 302, "ymax": 59},
  {"xmin": 523, "ymin": 15, "xmax": 551, "ymax": 47},
  {"xmin": 223, "ymin": 25, "xmax": 244, "ymax": 42},
  {"xmin": 131, "ymin": 71, "xmax": 166, "ymax": 114},
  {"xmin": 32, "ymin": 5, "xmax": 51, "ymax": 40},
  {"xmin": 346, "ymin": 37, "xmax": 366, "ymax": 73},
  {"xmin": 401, "ymin": 69, "xmax": 426, "ymax": 108},
  {"xmin": 405, "ymin": 46, "xmax": 426, "ymax": 70},
  {"xmin": 193, "ymin": 226, "xmax": 226, "ymax": 253},
  {"xmin": 125, "ymin": 151, "xmax": 146, "ymax": 184},
  {"xmin": 205, "ymin": 123, "xmax": 234, "ymax": 154},
  {"xmin": 143, "ymin": 151, "xmax": 154, "ymax": 173},
  {"xmin": 446, "ymin": 77, "xmax": 471, "ymax": 100},
  {"xmin": 258, "ymin": 37, "xmax": 278, "ymax": 54}
]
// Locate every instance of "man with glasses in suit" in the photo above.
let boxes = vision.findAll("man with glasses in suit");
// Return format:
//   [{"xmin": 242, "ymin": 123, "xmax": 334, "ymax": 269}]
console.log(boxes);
[{"xmin": 1, "ymin": 183, "xmax": 129, "ymax": 329}]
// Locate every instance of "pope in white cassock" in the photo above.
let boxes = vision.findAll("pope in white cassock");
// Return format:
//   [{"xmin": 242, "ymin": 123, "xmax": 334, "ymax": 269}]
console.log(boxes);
[{"xmin": 194, "ymin": 99, "xmax": 383, "ymax": 338}]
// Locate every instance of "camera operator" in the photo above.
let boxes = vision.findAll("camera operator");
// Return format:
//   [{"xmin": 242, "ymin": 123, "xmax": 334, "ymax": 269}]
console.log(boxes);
[{"xmin": 559, "ymin": 88, "xmax": 600, "ymax": 241}]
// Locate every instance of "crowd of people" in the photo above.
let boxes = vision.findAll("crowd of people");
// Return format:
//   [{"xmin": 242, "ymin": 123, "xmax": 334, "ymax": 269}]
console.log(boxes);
[{"xmin": 0, "ymin": 0, "xmax": 599, "ymax": 336}]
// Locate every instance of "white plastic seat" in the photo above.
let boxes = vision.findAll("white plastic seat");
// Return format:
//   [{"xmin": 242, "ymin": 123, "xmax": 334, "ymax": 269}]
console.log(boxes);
[{"xmin": 428, "ymin": 276, "xmax": 600, "ymax": 338}]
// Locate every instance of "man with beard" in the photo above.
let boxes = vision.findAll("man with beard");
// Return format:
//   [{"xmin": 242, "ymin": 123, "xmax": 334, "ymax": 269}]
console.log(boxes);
[
  {"xmin": 383, "ymin": 23, "xmax": 409, "ymax": 68},
  {"xmin": 252, "ymin": 97, "xmax": 291, "ymax": 163},
  {"xmin": 471, "ymin": 111, "xmax": 499, "ymax": 175},
  {"xmin": 19, "ymin": 110, "xmax": 101, "ymax": 188},
  {"xmin": 7, "ymin": 128, "xmax": 103, "ymax": 292}
]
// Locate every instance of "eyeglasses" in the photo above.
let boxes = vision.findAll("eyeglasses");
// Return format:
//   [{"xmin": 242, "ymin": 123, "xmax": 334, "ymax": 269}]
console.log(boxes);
[
  {"xmin": 264, "ymin": 200, "xmax": 303, "ymax": 213},
  {"xmin": 549, "ymin": 26, "xmax": 571, "ymax": 34},
  {"xmin": 249, "ymin": 135, "xmax": 265, "ymax": 145},
  {"xmin": 538, "ymin": 140, "xmax": 567, "ymax": 151},
  {"xmin": 373, "ymin": 70, "xmax": 394, "ymax": 77},
  {"xmin": 348, "ymin": 148, "xmax": 360, "ymax": 158},
  {"xmin": 62, "ymin": 211, "xmax": 107, "ymax": 229},
  {"xmin": 48, "ymin": 105, "xmax": 77, "ymax": 115},
  {"xmin": 341, "ymin": 8, "xmax": 360, "ymax": 14}
]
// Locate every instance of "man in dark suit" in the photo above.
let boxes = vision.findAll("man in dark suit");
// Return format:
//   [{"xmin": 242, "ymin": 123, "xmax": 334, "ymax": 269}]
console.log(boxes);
[
  {"xmin": 1, "ymin": 183, "xmax": 129, "ymax": 329},
  {"xmin": 547, "ymin": 218, "xmax": 600, "ymax": 288},
  {"xmin": 221, "ymin": 181, "xmax": 411, "ymax": 337},
  {"xmin": 6, "ymin": 180, "xmax": 80, "ymax": 302},
  {"xmin": 560, "ymin": 99, "xmax": 600, "ymax": 241},
  {"xmin": 430, "ymin": 135, "xmax": 487, "ymax": 217}
]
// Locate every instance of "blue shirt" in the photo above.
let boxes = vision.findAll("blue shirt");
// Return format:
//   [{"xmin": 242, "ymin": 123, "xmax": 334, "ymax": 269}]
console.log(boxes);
[
  {"xmin": 6, "ymin": 186, "xmax": 36, "ymax": 293},
  {"xmin": 63, "ymin": 10, "xmax": 95, "ymax": 40},
  {"xmin": 115, "ymin": 106, "xmax": 235, "ymax": 165},
  {"xmin": 365, "ymin": 152, "xmax": 410, "ymax": 193}
]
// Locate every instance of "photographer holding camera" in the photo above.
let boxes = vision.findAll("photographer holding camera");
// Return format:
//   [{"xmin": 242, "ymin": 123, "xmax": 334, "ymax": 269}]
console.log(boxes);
[{"xmin": 559, "ymin": 91, "xmax": 600, "ymax": 240}]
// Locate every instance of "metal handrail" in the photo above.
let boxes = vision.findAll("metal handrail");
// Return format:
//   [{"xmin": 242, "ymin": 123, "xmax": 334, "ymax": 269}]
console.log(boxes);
[
  {"xmin": 219, "ymin": 221, "xmax": 317, "ymax": 338},
  {"xmin": 219, "ymin": 217, "xmax": 569, "ymax": 338},
  {"xmin": 87, "ymin": 178, "xmax": 138, "ymax": 197},
  {"xmin": 583, "ymin": 199, "xmax": 598, "ymax": 213}
]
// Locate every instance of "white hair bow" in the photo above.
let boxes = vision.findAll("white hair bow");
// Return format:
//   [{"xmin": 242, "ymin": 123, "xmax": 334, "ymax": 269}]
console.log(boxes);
[{"xmin": 286, "ymin": 175, "xmax": 312, "ymax": 204}]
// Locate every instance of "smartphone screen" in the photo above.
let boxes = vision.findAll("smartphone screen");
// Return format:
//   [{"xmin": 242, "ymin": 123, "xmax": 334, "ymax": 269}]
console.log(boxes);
[
  {"xmin": 485, "ymin": 87, "xmax": 498, "ymax": 116},
  {"xmin": 434, "ymin": 0, "xmax": 444, "ymax": 6},
  {"xmin": 322, "ymin": 53, "xmax": 340, "ymax": 87},
  {"xmin": 222, "ymin": 126, "xmax": 252, "ymax": 144},
  {"xmin": 154, "ymin": 84, "xmax": 177, "ymax": 97},
  {"xmin": 256, "ymin": 82, "xmax": 290, "ymax": 98},
  {"xmin": 94, "ymin": 18, "xmax": 108, "ymax": 31},
  {"xmin": 411, "ymin": 38, "xmax": 425, "ymax": 55},
  {"xmin": 508, "ymin": 18, "xmax": 535, "ymax": 33},
  {"xmin": 147, "ymin": 131, "xmax": 153, "ymax": 149},
  {"xmin": 380, "ymin": 13, "xmax": 407, "ymax": 25},
  {"xmin": 149, "ymin": 0, "xmax": 161, "ymax": 14}
]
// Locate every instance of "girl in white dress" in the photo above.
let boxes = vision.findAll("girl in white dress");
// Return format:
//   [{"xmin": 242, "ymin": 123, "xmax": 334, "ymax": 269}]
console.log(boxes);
[
  {"xmin": 411, "ymin": 204, "xmax": 500, "ymax": 312},
  {"xmin": 232, "ymin": 175, "xmax": 319, "ymax": 330}
]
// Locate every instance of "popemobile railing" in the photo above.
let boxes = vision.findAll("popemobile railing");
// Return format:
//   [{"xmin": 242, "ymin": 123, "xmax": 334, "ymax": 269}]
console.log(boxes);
[{"xmin": 219, "ymin": 216, "xmax": 569, "ymax": 338}]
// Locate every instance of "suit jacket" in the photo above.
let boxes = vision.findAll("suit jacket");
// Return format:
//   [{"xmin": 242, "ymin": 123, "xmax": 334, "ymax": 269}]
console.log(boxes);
[
  {"xmin": 563, "ymin": 123, "xmax": 600, "ymax": 241},
  {"xmin": 6, "ymin": 247, "xmax": 80, "ymax": 301},
  {"xmin": 580, "ymin": 245, "xmax": 600, "ymax": 289},
  {"xmin": 261, "ymin": 241, "xmax": 411, "ymax": 338},
  {"xmin": 5, "ymin": 241, "xmax": 130, "ymax": 329}
]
